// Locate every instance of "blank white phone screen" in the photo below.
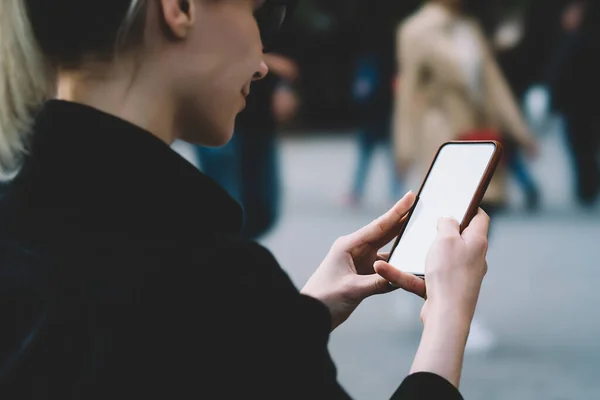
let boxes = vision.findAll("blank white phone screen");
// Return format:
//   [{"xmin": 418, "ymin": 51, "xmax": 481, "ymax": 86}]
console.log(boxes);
[{"xmin": 388, "ymin": 143, "xmax": 496, "ymax": 275}]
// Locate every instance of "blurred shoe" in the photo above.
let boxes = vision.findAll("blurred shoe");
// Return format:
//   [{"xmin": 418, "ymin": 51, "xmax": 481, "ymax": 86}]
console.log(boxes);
[
  {"xmin": 465, "ymin": 319, "xmax": 496, "ymax": 355},
  {"xmin": 525, "ymin": 188, "xmax": 541, "ymax": 212},
  {"xmin": 577, "ymin": 185, "xmax": 599, "ymax": 209},
  {"xmin": 578, "ymin": 196, "xmax": 598, "ymax": 210},
  {"xmin": 524, "ymin": 84, "xmax": 551, "ymax": 135}
]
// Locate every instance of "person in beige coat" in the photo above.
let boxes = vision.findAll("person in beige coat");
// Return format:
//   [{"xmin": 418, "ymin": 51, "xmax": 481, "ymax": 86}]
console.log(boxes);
[{"xmin": 394, "ymin": 0, "xmax": 538, "ymax": 214}]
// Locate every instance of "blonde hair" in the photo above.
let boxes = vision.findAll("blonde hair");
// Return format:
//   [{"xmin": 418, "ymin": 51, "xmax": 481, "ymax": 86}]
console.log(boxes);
[{"xmin": 0, "ymin": 0, "xmax": 146, "ymax": 178}]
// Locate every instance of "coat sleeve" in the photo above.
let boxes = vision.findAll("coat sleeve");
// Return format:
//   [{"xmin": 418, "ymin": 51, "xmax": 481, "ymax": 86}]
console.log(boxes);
[
  {"xmin": 392, "ymin": 372, "xmax": 464, "ymax": 399},
  {"xmin": 198, "ymin": 239, "xmax": 465, "ymax": 400},
  {"xmin": 394, "ymin": 22, "xmax": 421, "ymax": 168}
]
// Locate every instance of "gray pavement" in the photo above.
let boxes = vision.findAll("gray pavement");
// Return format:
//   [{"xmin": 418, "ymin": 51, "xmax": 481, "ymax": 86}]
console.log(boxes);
[{"xmin": 175, "ymin": 119, "xmax": 600, "ymax": 399}]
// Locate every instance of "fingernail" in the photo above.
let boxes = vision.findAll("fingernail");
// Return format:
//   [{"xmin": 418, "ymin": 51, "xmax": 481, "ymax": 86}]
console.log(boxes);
[{"xmin": 400, "ymin": 190, "xmax": 413, "ymax": 200}]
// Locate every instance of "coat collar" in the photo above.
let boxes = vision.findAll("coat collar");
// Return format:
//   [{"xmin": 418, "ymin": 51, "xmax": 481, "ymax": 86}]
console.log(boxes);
[{"xmin": 22, "ymin": 100, "xmax": 243, "ymax": 236}]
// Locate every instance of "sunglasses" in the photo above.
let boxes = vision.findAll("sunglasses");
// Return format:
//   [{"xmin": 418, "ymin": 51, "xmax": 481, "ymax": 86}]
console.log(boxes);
[{"xmin": 254, "ymin": 0, "xmax": 297, "ymax": 51}]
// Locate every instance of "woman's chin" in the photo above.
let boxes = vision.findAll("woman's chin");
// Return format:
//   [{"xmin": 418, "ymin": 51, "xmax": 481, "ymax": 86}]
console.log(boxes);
[
  {"xmin": 183, "ymin": 125, "xmax": 234, "ymax": 148},
  {"xmin": 211, "ymin": 127, "xmax": 235, "ymax": 147}
]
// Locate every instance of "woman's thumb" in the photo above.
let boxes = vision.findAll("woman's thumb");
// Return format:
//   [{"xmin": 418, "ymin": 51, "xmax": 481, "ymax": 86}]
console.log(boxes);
[{"xmin": 355, "ymin": 274, "xmax": 395, "ymax": 299}]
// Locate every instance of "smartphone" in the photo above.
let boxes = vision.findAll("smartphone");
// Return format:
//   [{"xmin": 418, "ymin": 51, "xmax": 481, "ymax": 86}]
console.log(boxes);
[{"xmin": 387, "ymin": 141, "xmax": 503, "ymax": 277}]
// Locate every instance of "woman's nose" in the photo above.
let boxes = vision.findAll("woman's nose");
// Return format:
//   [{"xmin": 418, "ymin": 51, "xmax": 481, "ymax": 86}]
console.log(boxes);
[{"xmin": 253, "ymin": 61, "xmax": 269, "ymax": 81}]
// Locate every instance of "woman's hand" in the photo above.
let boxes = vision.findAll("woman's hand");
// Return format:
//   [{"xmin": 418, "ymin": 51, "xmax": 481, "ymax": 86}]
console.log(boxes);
[
  {"xmin": 423, "ymin": 211, "xmax": 489, "ymax": 322},
  {"xmin": 376, "ymin": 209, "xmax": 489, "ymax": 326},
  {"xmin": 301, "ymin": 191, "xmax": 425, "ymax": 331},
  {"xmin": 375, "ymin": 209, "xmax": 490, "ymax": 388}
]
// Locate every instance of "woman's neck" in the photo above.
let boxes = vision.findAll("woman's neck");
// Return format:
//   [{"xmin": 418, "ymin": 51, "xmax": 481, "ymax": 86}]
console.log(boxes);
[{"xmin": 56, "ymin": 63, "xmax": 176, "ymax": 144}]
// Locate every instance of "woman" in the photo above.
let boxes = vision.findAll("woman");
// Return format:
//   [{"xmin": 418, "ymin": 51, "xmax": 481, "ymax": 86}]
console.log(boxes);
[
  {"xmin": 394, "ymin": 0, "xmax": 538, "ymax": 352},
  {"xmin": 0, "ymin": 1, "xmax": 489, "ymax": 398},
  {"xmin": 394, "ymin": 0, "xmax": 538, "ymax": 215}
]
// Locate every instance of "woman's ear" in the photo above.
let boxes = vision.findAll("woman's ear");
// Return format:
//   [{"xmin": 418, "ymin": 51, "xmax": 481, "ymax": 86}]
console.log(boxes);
[{"xmin": 160, "ymin": 0, "xmax": 195, "ymax": 39}]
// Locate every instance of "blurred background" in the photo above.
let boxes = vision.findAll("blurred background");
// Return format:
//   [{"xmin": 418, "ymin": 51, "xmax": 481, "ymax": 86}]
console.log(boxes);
[{"xmin": 173, "ymin": 0, "xmax": 600, "ymax": 398}]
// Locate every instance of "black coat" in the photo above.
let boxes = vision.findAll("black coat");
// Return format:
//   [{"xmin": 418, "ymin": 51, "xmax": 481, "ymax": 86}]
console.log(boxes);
[
  {"xmin": 550, "ymin": 0, "xmax": 600, "ymax": 113},
  {"xmin": 0, "ymin": 100, "xmax": 462, "ymax": 399},
  {"xmin": 495, "ymin": 0, "xmax": 566, "ymax": 101},
  {"xmin": 502, "ymin": 0, "xmax": 600, "ymax": 111}
]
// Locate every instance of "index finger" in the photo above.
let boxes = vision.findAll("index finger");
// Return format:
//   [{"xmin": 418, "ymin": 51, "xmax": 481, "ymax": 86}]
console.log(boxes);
[
  {"xmin": 461, "ymin": 208, "xmax": 490, "ymax": 242},
  {"xmin": 374, "ymin": 261, "xmax": 426, "ymax": 299}
]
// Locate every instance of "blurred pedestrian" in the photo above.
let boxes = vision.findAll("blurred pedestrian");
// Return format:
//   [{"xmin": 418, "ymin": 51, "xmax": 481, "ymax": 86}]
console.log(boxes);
[
  {"xmin": 551, "ymin": 1, "xmax": 600, "ymax": 207},
  {"xmin": 343, "ymin": 1, "xmax": 418, "ymax": 208},
  {"xmin": 395, "ymin": 0, "xmax": 539, "ymax": 217},
  {"xmin": 492, "ymin": 11, "xmax": 543, "ymax": 212},
  {"xmin": 344, "ymin": 50, "xmax": 402, "ymax": 207},
  {"xmin": 546, "ymin": 1, "xmax": 599, "ymax": 207},
  {"xmin": 394, "ymin": 0, "xmax": 538, "ymax": 353},
  {"xmin": 504, "ymin": 0, "xmax": 600, "ymax": 207}
]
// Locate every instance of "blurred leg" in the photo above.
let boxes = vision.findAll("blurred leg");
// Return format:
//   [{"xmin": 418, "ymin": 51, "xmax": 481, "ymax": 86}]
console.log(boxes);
[
  {"xmin": 384, "ymin": 136, "xmax": 404, "ymax": 201},
  {"xmin": 564, "ymin": 110, "xmax": 599, "ymax": 206},
  {"xmin": 238, "ymin": 131, "xmax": 280, "ymax": 240},
  {"xmin": 350, "ymin": 129, "xmax": 376, "ymax": 202},
  {"xmin": 510, "ymin": 152, "xmax": 540, "ymax": 211}
]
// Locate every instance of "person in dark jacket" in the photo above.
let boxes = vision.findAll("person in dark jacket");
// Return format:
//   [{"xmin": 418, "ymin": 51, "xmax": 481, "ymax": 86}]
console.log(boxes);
[
  {"xmin": 0, "ymin": 1, "xmax": 491, "ymax": 399},
  {"xmin": 509, "ymin": 0, "xmax": 600, "ymax": 206},
  {"xmin": 549, "ymin": 0, "xmax": 600, "ymax": 207},
  {"xmin": 345, "ymin": 20, "xmax": 402, "ymax": 206}
]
